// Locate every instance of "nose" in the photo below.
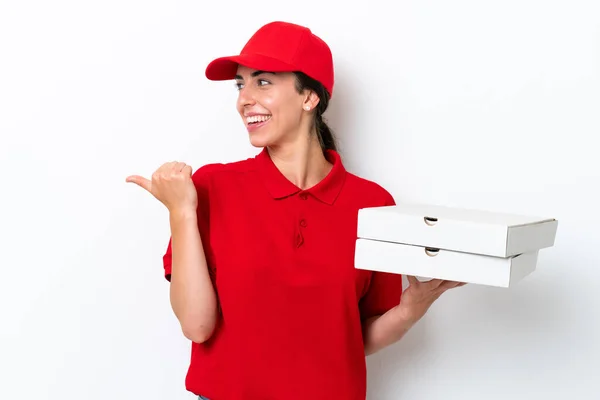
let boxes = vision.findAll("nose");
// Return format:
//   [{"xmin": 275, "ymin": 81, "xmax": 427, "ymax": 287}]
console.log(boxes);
[{"xmin": 237, "ymin": 86, "xmax": 256, "ymax": 109}]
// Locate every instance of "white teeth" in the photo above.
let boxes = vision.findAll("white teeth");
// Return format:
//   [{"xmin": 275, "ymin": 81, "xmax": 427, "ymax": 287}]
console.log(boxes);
[{"xmin": 246, "ymin": 115, "xmax": 271, "ymax": 124}]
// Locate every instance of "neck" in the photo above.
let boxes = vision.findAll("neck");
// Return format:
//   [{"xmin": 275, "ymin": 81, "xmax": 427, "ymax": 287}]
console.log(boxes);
[{"xmin": 267, "ymin": 131, "xmax": 333, "ymax": 190}]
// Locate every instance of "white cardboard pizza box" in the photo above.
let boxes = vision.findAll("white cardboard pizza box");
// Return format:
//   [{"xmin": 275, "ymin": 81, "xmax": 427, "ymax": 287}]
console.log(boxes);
[
  {"xmin": 356, "ymin": 203, "xmax": 558, "ymax": 258},
  {"xmin": 354, "ymin": 238, "xmax": 539, "ymax": 287},
  {"xmin": 354, "ymin": 203, "xmax": 558, "ymax": 287}
]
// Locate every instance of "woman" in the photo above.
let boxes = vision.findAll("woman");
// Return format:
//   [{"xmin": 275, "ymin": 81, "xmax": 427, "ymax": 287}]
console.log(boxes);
[{"xmin": 127, "ymin": 21, "xmax": 464, "ymax": 400}]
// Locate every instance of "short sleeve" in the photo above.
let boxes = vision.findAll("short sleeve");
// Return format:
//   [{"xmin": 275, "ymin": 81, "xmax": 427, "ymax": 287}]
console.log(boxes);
[
  {"xmin": 162, "ymin": 163, "xmax": 218, "ymax": 283},
  {"xmin": 358, "ymin": 188, "xmax": 404, "ymax": 320}
]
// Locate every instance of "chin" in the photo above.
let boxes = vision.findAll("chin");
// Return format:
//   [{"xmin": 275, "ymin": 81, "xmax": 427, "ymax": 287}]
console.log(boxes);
[
  {"xmin": 248, "ymin": 127, "xmax": 278, "ymax": 148},
  {"xmin": 248, "ymin": 133, "xmax": 272, "ymax": 148}
]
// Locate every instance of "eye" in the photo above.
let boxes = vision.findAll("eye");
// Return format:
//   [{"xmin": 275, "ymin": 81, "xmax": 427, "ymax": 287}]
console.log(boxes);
[
  {"xmin": 234, "ymin": 82, "xmax": 244, "ymax": 90},
  {"xmin": 258, "ymin": 79, "xmax": 270, "ymax": 86}
]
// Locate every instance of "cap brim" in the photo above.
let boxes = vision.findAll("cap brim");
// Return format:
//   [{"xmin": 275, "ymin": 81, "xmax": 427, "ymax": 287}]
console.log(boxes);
[{"xmin": 205, "ymin": 53, "xmax": 299, "ymax": 81}]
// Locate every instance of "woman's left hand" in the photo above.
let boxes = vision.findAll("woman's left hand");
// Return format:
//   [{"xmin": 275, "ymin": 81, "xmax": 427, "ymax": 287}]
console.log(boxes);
[{"xmin": 394, "ymin": 276, "xmax": 466, "ymax": 326}]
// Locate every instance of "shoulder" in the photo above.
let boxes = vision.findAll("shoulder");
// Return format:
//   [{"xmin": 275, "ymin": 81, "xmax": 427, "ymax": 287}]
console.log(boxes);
[
  {"xmin": 191, "ymin": 157, "xmax": 255, "ymax": 186},
  {"xmin": 343, "ymin": 171, "xmax": 396, "ymax": 207}
]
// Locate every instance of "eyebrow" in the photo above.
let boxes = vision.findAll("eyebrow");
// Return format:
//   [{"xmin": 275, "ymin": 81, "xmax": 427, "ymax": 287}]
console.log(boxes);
[{"xmin": 234, "ymin": 70, "xmax": 276, "ymax": 80}]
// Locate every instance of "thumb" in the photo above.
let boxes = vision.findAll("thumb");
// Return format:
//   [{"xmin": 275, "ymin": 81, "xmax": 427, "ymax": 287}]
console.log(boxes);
[{"xmin": 126, "ymin": 175, "xmax": 152, "ymax": 192}]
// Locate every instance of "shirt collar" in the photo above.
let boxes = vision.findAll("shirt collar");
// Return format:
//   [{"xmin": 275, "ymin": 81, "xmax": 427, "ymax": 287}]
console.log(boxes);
[{"xmin": 254, "ymin": 147, "xmax": 346, "ymax": 205}]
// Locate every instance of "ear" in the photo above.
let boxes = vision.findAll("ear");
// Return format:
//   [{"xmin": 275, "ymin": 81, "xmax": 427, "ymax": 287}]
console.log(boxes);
[{"xmin": 302, "ymin": 90, "xmax": 320, "ymax": 112}]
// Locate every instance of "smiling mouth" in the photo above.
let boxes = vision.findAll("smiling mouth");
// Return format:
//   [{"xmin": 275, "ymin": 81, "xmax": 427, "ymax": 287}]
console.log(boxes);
[{"xmin": 246, "ymin": 115, "xmax": 272, "ymax": 125}]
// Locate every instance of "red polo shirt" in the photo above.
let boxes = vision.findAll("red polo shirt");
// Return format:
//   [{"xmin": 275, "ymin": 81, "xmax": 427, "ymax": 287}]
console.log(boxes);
[{"xmin": 162, "ymin": 147, "xmax": 403, "ymax": 400}]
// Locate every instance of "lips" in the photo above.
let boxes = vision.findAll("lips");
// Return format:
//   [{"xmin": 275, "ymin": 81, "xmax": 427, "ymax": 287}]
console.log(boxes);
[
  {"xmin": 245, "ymin": 114, "xmax": 271, "ymax": 132},
  {"xmin": 246, "ymin": 114, "xmax": 272, "ymax": 125}
]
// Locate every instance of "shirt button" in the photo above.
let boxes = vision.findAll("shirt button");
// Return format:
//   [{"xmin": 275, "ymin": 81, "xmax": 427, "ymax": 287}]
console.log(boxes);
[
  {"xmin": 299, "ymin": 193, "xmax": 308, "ymax": 200},
  {"xmin": 300, "ymin": 219, "xmax": 307, "ymax": 227}
]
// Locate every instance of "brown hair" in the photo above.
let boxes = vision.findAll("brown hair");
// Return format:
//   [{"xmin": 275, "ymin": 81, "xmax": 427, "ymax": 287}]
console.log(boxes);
[{"xmin": 293, "ymin": 72, "xmax": 337, "ymax": 153}]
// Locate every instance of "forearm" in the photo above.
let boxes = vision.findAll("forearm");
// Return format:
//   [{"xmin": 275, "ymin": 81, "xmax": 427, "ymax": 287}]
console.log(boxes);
[
  {"xmin": 169, "ymin": 209, "xmax": 217, "ymax": 343},
  {"xmin": 362, "ymin": 306, "xmax": 415, "ymax": 356}
]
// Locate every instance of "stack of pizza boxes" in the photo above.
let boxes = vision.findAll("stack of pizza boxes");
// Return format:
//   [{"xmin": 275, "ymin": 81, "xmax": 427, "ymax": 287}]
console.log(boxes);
[{"xmin": 355, "ymin": 203, "xmax": 558, "ymax": 287}]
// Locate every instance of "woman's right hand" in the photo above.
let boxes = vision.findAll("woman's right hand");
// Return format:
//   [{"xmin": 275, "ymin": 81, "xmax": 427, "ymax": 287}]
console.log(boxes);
[{"xmin": 126, "ymin": 161, "xmax": 198, "ymax": 214}]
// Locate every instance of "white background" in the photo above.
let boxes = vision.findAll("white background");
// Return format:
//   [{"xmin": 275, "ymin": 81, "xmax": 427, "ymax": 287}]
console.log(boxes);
[{"xmin": 1, "ymin": 1, "xmax": 598, "ymax": 399}]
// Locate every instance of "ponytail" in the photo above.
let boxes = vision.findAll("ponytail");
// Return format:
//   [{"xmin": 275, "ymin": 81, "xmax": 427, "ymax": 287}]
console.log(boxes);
[
  {"xmin": 294, "ymin": 71, "xmax": 338, "ymax": 154},
  {"xmin": 315, "ymin": 112, "xmax": 336, "ymax": 152}
]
